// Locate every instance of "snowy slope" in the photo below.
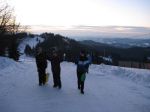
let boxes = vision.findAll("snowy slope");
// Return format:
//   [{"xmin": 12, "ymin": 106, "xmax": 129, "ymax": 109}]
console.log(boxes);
[
  {"xmin": 18, "ymin": 35, "xmax": 44, "ymax": 61},
  {"xmin": 0, "ymin": 56, "xmax": 150, "ymax": 112},
  {"xmin": 18, "ymin": 36, "xmax": 44, "ymax": 54}
]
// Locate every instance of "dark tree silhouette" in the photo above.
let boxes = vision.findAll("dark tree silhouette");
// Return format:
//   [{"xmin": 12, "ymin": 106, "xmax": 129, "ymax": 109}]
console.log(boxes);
[{"xmin": 0, "ymin": 1, "xmax": 21, "ymax": 60}]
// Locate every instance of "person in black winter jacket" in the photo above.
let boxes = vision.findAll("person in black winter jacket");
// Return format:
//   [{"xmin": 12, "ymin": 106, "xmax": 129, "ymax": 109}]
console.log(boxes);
[
  {"xmin": 35, "ymin": 47, "xmax": 47, "ymax": 86},
  {"xmin": 50, "ymin": 51, "xmax": 63, "ymax": 89},
  {"xmin": 76, "ymin": 50, "xmax": 90, "ymax": 94}
]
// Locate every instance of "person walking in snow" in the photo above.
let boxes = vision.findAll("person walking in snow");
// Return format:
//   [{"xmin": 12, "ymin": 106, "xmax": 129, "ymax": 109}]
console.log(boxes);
[
  {"xmin": 76, "ymin": 50, "xmax": 90, "ymax": 94},
  {"xmin": 35, "ymin": 47, "xmax": 48, "ymax": 86},
  {"xmin": 50, "ymin": 50, "xmax": 63, "ymax": 89}
]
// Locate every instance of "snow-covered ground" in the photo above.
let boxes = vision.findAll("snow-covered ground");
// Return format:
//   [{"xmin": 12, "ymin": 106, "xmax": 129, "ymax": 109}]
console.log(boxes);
[{"xmin": 0, "ymin": 56, "xmax": 150, "ymax": 112}]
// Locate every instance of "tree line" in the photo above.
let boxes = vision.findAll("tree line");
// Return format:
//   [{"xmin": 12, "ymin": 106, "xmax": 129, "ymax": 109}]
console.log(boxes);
[{"xmin": 0, "ymin": 1, "xmax": 27, "ymax": 60}]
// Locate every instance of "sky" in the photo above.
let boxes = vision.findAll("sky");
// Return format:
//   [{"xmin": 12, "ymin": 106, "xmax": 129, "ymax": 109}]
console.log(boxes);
[{"xmin": 7, "ymin": 0, "xmax": 150, "ymax": 37}]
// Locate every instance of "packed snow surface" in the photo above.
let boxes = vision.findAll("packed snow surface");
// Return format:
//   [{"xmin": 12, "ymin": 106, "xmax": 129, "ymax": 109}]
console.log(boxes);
[{"xmin": 0, "ymin": 56, "xmax": 150, "ymax": 112}]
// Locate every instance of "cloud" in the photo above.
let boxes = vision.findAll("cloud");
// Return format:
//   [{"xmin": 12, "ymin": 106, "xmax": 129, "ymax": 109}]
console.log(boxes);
[{"xmin": 29, "ymin": 25, "xmax": 150, "ymax": 38}]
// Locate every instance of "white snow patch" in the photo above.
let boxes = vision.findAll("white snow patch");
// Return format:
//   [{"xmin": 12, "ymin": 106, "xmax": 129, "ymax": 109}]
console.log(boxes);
[
  {"xmin": 90, "ymin": 64, "xmax": 150, "ymax": 87},
  {"xmin": 18, "ymin": 36, "xmax": 44, "ymax": 54},
  {"xmin": 0, "ymin": 56, "xmax": 18, "ymax": 70}
]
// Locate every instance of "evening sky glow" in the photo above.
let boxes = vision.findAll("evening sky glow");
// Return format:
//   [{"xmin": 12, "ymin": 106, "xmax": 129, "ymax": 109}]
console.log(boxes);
[{"xmin": 7, "ymin": 0, "xmax": 150, "ymax": 37}]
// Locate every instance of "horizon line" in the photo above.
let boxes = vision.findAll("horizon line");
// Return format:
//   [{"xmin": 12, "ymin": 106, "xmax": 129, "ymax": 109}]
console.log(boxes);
[{"xmin": 22, "ymin": 25, "xmax": 150, "ymax": 28}]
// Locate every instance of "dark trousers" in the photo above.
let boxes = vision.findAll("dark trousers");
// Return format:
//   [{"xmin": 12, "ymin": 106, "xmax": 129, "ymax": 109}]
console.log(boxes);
[
  {"xmin": 52, "ymin": 68, "xmax": 61, "ymax": 87},
  {"xmin": 38, "ymin": 68, "xmax": 46, "ymax": 85},
  {"xmin": 77, "ymin": 71, "xmax": 85, "ymax": 92}
]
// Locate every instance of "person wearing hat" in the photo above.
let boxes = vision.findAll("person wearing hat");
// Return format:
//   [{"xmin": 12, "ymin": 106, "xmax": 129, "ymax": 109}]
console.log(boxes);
[{"xmin": 76, "ymin": 50, "xmax": 90, "ymax": 94}]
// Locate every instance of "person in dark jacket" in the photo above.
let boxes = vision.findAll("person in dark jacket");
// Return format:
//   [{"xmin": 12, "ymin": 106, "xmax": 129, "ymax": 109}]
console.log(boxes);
[
  {"xmin": 50, "ymin": 50, "xmax": 62, "ymax": 89},
  {"xmin": 76, "ymin": 50, "xmax": 90, "ymax": 94},
  {"xmin": 35, "ymin": 47, "xmax": 47, "ymax": 86}
]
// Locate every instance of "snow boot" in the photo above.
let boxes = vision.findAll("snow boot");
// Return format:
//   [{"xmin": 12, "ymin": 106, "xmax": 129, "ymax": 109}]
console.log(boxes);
[{"xmin": 81, "ymin": 90, "xmax": 84, "ymax": 94}]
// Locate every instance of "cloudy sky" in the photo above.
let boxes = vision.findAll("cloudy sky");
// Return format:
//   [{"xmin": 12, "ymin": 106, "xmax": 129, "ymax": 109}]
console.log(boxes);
[{"xmin": 8, "ymin": 0, "xmax": 150, "ymax": 37}]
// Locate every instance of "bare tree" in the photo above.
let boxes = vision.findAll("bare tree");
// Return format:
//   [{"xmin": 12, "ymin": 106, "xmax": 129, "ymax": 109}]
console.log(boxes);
[
  {"xmin": 0, "ymin": 1, "xmax": 20, "ymax": 36},
  {"xmin": 0, "ymin": 0, "xmax": 21, "ymax": 60}
]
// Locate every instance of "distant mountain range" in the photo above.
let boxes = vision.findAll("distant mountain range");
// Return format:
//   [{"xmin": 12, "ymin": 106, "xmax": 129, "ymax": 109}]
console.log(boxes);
[
  {"xmin": 77, "ymin": 37, "xmax": 150, "ymax": 48},
  {"xmin": 20, "ymin": 32, "xmax": 150, "ymax": 64}
]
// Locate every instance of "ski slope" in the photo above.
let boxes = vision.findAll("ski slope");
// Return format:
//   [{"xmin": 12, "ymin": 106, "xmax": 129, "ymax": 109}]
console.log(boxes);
[
  {"xmin": 0, "ymin": 56, "xmax": 150, "ymax": 112},
  {"xmin": 18, "ymin": 36, "xmax": 44, "ymax": 54}
]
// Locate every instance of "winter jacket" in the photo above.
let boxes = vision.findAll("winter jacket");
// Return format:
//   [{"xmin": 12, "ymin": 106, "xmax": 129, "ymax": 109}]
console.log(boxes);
[
  {"xmin": 35, "ymin": 52, "xmax": 47, "ymax": 69},
  {"xmin": 77, "ymin": 56, "xmax": 90, "ymax": 73},
  {"xmin": 50, "ymin": 55, "xmax": 63, "ymax": 73}
]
